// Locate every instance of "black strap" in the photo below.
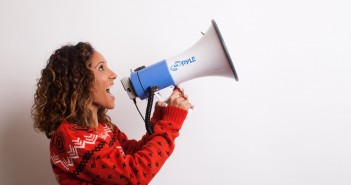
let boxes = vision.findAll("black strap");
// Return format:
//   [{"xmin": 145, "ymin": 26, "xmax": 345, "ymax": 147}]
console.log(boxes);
[{"xmin": 145, "ymin": 86, "xmax": 159, "ymax": 134}]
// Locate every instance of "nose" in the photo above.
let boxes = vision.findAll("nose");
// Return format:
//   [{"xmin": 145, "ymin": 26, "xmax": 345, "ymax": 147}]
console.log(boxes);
[{"xmin": 110, "ymin": 69, "xmax": 117, "ymax": 80}]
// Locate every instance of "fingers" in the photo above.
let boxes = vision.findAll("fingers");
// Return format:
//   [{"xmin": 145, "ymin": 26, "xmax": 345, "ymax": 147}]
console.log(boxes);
[
  {"xmin": 167, "ymin": 85, "xmax": 194, "ymax": 111},
  {"xmin": 169, "ymin": 87, "xmax": 182, "ymax": 100},
  {"xmin": 179, "ymin": 100, "xmax": 194, "ymax": 110},
  {"xmin": 155, "ymin": 101, "xmax": 168, "ymax": 108},
  {"xmin": 170, "ymin": 85, "xmax": 186, "ymax": 99},
  {"xmin": 168, "ymin": 86, "xmax": 185, "ymax": 103}
]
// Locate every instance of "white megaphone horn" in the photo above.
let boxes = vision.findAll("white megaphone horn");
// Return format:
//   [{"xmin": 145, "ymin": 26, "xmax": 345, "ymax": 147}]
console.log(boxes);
[{"xmin": 121, "ymin": 19, "xmax": 239, "ymax": 100}]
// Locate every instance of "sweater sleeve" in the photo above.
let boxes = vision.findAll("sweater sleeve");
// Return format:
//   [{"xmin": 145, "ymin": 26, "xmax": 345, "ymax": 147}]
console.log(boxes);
[
  {"xmin": 117, "ymin": 105, "xmax": 164, "ymax": 155},
  {"xmin": 50, "ymin": 106, "xmax": 188, "ymax": 185}
]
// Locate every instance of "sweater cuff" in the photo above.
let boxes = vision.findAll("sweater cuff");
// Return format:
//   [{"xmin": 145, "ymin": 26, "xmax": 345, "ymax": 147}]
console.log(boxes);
[
  {"xmin": 150, "ymin": 106, "xmax": 163, "ymax": 124},
  {"xmin": 161, "ymin": 106, "xmax": 188, "ymax": 128}
]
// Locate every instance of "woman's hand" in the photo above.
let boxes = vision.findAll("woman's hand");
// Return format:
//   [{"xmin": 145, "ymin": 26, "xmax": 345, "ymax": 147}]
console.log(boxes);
[{"xmin": 155, "ymin": 86, "xmax": 193, "ymax": 111}]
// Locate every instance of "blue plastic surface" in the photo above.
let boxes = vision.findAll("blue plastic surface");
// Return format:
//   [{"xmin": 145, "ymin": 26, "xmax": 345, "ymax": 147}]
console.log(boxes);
[{"xmin": 130, "ymin": 60, "xmax": 176, "ymax": 100}]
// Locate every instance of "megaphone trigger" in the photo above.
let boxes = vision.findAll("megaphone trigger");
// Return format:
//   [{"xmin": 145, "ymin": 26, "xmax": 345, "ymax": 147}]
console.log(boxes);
[{"xmin": 154, "ymin": 85, "xmax": 175, "ymax": 102}]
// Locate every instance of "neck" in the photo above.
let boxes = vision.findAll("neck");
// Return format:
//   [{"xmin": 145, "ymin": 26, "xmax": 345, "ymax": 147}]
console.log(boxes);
[{"xmin": 88, "ymin": 103, "xmax": 99, "ymax": 127}]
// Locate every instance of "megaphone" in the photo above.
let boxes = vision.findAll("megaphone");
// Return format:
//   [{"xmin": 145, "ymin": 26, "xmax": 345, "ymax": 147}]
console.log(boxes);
[{"xmin": 121, "ymin": 19, "xmax": 238, "ymax": 100}]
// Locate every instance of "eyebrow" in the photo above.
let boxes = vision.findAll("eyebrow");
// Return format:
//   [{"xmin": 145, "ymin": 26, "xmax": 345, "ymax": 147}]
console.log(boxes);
[{"xmin": 94, "ymin": 61, "xmax": 107, "ymax": 69}]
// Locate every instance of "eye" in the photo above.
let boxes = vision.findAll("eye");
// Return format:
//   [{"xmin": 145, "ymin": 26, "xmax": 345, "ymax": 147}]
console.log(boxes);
[{"xmin": 98, "ymin": 65, "xmax": 104, "ymax": 71}]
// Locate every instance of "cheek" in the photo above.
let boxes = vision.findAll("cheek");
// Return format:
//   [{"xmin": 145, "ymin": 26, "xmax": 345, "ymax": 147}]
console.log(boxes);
[
  {"xmin": 93, "ymin": 79, "xmax": 104, "ymax": 90},
  {"xmin": 91, "ymin": 82, "xmax": 103, "ymax": 98}
]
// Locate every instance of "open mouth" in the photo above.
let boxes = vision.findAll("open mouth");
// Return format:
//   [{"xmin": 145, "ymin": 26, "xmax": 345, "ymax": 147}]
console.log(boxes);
[{"xmin": 106, "ymin": 84, "xmax": 113, "ymax": 94}]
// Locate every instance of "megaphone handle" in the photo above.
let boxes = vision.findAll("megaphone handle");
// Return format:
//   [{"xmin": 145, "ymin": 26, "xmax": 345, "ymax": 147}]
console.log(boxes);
[
  {"xmin": 154, "ymin": 85, "xmax": 175, "ymax": 102},
  {"xmin": 145, "ymin": 86, "xmax": 159, "ymax": 135}
]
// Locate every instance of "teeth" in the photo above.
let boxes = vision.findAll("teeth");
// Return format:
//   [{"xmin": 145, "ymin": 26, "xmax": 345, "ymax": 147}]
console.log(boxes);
[{"xmin": 106, "ymin": 85, "xmax": 112, "ymax": 93}]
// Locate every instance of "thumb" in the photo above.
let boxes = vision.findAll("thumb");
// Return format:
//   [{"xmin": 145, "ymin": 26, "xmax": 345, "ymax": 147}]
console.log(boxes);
[{"xmin": 156, "ymin": 101, "xmax": 168, "ymax": 108}]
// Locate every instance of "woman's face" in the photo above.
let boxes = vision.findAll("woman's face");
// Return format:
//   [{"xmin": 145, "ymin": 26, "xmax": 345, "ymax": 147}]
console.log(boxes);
[{"xmin": 89, "ymin": 51, "xmax": 117, "ymax": 110}]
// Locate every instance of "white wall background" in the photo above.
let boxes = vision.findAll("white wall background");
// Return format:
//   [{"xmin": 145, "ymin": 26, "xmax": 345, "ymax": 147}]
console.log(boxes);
[{"xmin": 1, "ymin": 0, "xmax": 350, "ymax": 184}]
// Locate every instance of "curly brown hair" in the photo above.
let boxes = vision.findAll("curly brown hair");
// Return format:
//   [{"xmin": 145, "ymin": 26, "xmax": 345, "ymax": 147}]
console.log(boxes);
[{"xmin": 32, "ymin": 42, "xmax": 113, "ymax": 138}]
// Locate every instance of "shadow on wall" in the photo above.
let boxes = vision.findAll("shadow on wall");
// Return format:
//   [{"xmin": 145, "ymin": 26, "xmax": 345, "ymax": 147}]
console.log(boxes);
[{"xmin": 0, "ymin": 107, "xmax": 57, "ymax": 185}]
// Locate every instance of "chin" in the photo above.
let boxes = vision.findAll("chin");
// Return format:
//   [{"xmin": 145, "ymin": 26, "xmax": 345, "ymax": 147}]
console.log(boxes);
[
  {"xmin": 107, "ymin": 104, "xmax": 115, "ymax": 109},
  {"xmin": 95, "ymin": 103, "xmax": 115, "ymax": 110}
]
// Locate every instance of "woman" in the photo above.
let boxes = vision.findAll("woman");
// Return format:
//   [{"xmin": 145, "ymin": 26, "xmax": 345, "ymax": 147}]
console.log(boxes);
[{"xmin": 32, "ymin": 42, "xmax": 193, "ymax": 185}]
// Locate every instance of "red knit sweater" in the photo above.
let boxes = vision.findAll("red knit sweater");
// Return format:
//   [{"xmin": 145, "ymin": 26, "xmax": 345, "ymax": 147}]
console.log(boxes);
[{"xmin": 50, "ymin": 106, "xmax": 188, "ymax": 185}]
